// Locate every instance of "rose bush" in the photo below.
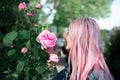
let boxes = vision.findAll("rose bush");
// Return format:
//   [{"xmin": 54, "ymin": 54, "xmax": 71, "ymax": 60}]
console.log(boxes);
[{"xmin": 1, "ymin": 1, "xmax": 58, "ymax": 80}]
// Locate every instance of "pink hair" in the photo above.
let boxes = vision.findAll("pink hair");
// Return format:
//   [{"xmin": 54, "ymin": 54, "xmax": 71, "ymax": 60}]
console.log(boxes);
[{"xmin": 68, "ymin": 17, "xmax": 113, "ymax": 80}]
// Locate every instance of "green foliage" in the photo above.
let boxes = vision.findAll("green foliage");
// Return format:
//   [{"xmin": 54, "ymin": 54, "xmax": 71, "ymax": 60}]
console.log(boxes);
[
  {"xmin": 0, "ymin": 0, "xmax": 29, "ymax": 33},
  {"xmin": 16, "ymin": 61, "xmax": 25, "ymax": 73},
  {"xmin": 100, "ymin": 30, "xmax": 110, "ymax": 53},
  {"xmin": 100, "ymin": 30, "xmax": 109, "ymax": 42},
  {"xmin": 104, "ymin": 27, "xmax": 120, "ymax": 80},
  {"xmin": 3, "ymin": 31, "xmax": 18, "ymax": 44},
  {"xmin": 0, "ymin": 1, "xmax": 53, "ymax": 80},
  {"xmin": 50, "ymin": 0, "xmax": 113, "ymax": 35}
]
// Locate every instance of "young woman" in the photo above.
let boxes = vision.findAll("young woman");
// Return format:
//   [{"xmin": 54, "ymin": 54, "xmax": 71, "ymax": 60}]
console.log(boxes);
[{"xmin": 46, "ymin": 17, "xmax": 114, "ymax": 80}]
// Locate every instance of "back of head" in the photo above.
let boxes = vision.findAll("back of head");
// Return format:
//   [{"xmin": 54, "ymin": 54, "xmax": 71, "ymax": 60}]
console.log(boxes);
[{"xmin": 68, "ymin": 17, "xmax": 113, "ymax": 80}]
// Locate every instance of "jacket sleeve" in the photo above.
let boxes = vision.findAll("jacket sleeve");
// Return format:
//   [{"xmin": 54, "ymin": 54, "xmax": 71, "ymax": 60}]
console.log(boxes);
[
  {"xmin": 51, "ymin": 64, "xmax": 69, "ymax": 80},
  {"xmin": 87, "ymin": 70, "xmax": 99, "ymax": 80},
  {"xmin": 87, "ymin": 69, "xmax": 107, "ymax": 80}
]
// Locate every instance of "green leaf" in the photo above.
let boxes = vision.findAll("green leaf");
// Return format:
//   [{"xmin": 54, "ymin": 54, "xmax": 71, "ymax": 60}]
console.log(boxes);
[
  {"xmin": 7, "ymin": 49, "xmax": 17, "ymax": 60},
  {"xmin": 18, "ymin": 30, "xmax": 30, "ymax": 39},
  {"xmin": 2, "ymin": 70, "xmax": 9, "ymax": 74},
  {"xmin": 31, "ymin": 49, "xmax": 40, "ymax": 60},
  {"xmin": 16, "ymin": 61, "xmax": 24, "ymax": 73},
  {"xmin": 25, "ymin": 40, "xmax": 31, "ymax": 49},
  {"xmin": 7, "ymin": 49, "xmax": 16, "ymax": 56},
  {"xmin": 34, "ymin": 52, "xmax": 40, "ymax": 60},
  {"xmin": 3, "ymin": 31, "xmax": 18, "ymax": 44},
  {"xmin": 58, "ymin": 50, "xmax": 61, "ymax": 57},
  {"xmin": 35, "ymin": 65, "xmax": 47, "ymax": 74},
  {"xmin": 12, "ymin": 73, "xmax": 18, "ymax": 78},
  {"xmin": 35, "ymin": 66, "xmax": 41, "ymax": 74},
  {"xmin": 32, "ymin": 76, "xmax": 37, "ymax": 80}
]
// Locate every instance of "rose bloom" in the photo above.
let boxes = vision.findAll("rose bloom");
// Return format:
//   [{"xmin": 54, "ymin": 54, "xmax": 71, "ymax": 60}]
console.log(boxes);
[
  {"xmin": 36, "ymin": 30, "xmax": 57, "ymax": 49},
  {"xmin": 34, "ymin": 23, "xmax": 39, "ymax": 27},
  {"xmin": 21, "ymin": 47, "xmax": 28, "ymax": 54},
  {"xmin": 47, "ymin": 54, "xmax": 59, "ymax": 63},
  {"xmin": 35, "ymin": 3, "xmax": 41, "ymax": 8},
  {"xmin": 18, "ymin": 2, "xmax": 27, "ymax": 10},
  {"xmin": 26, "ymin": 12, "xmax": 35, "ymax": 17}
]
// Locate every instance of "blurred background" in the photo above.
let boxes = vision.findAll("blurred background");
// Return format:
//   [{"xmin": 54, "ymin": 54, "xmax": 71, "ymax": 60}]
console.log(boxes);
[{"xmin": 0, "ymin": 0, "xmax": 120, "ymax": 80}]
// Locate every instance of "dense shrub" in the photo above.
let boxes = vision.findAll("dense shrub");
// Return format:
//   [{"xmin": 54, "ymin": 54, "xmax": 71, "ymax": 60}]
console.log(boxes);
[
  {"xmin": 0, "ymin": 1, "xmax": 55, "ymax": 80},
  {"xmin": 104, "ymin": 27, "xmax": 120, "ymax": 80}
]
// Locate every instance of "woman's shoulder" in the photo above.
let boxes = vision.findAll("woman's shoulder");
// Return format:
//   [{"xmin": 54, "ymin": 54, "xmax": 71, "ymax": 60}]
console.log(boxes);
[
  {"xmin": 87, "ymin": 69, "xmax": 107, "ymax": 80},
  {"xmin": 51, "ymin": 64, "xmax": 69, "ymax": 80}
]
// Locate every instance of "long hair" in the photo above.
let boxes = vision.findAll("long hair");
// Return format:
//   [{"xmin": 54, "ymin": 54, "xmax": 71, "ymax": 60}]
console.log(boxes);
[{"xmin": 68, "ymin": 17, "xmax": 113, "ymax": 80}]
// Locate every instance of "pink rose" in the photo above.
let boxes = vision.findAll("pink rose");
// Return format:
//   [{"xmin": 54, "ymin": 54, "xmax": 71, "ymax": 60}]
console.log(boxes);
[
  {"xmin": 34, "ymin": 23, "xmax": 39, "ymax": 27},
  {"xmin": 47, "ymin": 54, "xmax": 59, "ymax": 63},
  {"xmin": 35, "ymin": 3, "xmax": 41, "ymax": 8},
  {"xmin": 18, "ymin": 2, "xmax": 27, "ymax": 10},
  {"xmin": 21, "ymin": 47, "xmax": 28, "ymax": 54},
  {"xmin": 36, "ymin": 30, "xmax": 57, "ymax": 49},
  {"xmin": 26, "ymin": 12, "xmax": 35, "ymax": 17}
]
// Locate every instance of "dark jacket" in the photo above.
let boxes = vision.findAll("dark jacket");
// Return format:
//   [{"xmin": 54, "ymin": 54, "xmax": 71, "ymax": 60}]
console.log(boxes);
[{"xmin": 52, "ymin": 64, "xmax": 106, "ymax": 80}]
